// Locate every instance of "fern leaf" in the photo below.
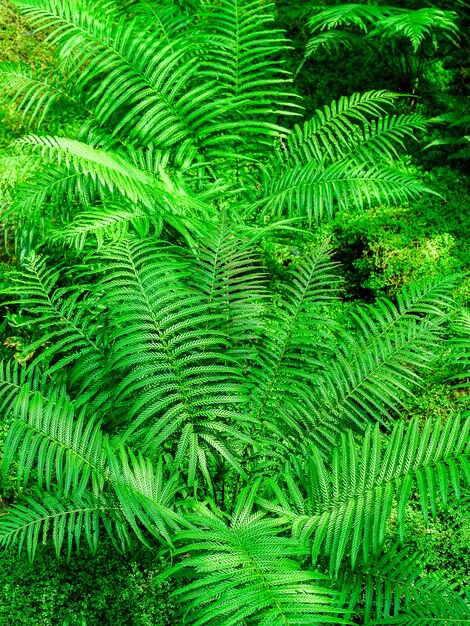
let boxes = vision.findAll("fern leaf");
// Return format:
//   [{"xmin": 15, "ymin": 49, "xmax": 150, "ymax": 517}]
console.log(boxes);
[
  {"xmin": 96, "ymin": 238, "xmax": 250, "ymax": 483},
  {"xmin": 157, "ymin": 488, "xmax": 351, "ymax": 625},
  {"xmin": 262, "ymin": 416, "xmax": 470, "ymax": 575}
]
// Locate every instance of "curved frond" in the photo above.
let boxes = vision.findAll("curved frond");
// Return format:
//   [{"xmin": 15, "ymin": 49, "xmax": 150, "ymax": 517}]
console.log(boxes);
[
  {"xmin": 344, "ymin": 545, "xmax": 470, "ymax": 624},
  {"xmin": 6, "ymin": 253, "xmax": 108, "ymax": 402},
  {"xmin": 0, "ymin": 493, "xmax": 124, "ymax": 561},
  {"xmin": 0, "ymin": 61, "xmax": 88, "ymax": 129},
  {"xmin": 188, "ymin": 217, "xmax": 269, "ymax": 355},
  {"xmin": 2, "ymin": 386, "xmax": 106, "ymax": 497},
  {"xmin": 370, "ymin": 8, "xmax": 460, "ymax": 53},
  {"xmin": 200, "ymin": 0, "xmax": 299, "ymax": 153},
  {"xmin": 272, "ymin": 91, "xmax": 400, "ymax": 168},
  {"xmin": 250, "ymin": 160, "xmax": 431, "ymax": 225},
  {"xmin": 96, "ymin": 238, "xmax": 250, "ymax": 483},
  {"xmin": 157, "ymin": 488, "xmax": 350, "ymax": 625},
  {"xmin": 306, "ymin": 275, "xmax": 458, "ymax": 445},
  {"xmin": 247, "ymin": 247, "xmax": 341, "ymax": 446},
  {"xmin": 262, "ymin": 416, "xmax": 470, "ymax": 575}
]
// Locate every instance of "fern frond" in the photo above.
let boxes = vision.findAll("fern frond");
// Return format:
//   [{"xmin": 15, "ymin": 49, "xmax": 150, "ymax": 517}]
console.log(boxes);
[
  {"xmin": 307, "ymin": 4, "xmax": 395, "ymax": 34},
  {"xmin": 11, "ymin": 0, "xmax": 242, "ymax": 156},
  {"xmin": 107, "ymin": 446, "xmax": 185, "ymax": 546},
  {"xmin": 262, "ymin": 416, "xmax": 470, "ymax": 576},
  {"xmin": 188, "ymin": 217, "xmax": 268, "ymax": 353},
  {"xmin": 200, "ymin": 0, "xmax": 299, "ymax": 153},
  {"xmin": 370, "ymin": 8, "xmax": 460, "ymax": 53},
  {"xmin": 343, "ymin": 544, "xmax": 470, "ymax": 624},
  {"xmin": 2, "ymin": 387, "xmax": 106, "ymax": 497},
  {"xmin": 251, "ymin": 160, "xmax": 431, "ymax": 225},
  {"xmin": 15, "ymin": 135, "xmax": 210, "ymax": 217},
  {"xmin": 96, "ymin": 238, "xmax": 250, "ymax": 483},
  {"xmin": 0, "ymin": 492, "xmax": 125, "ymax": 561},
  {"xmin": 50, "ymin": 203, "xmax": 154, "ymax": 250},
  {"xmin": 247, "ymin": 247, "xmax": 341, "ymax": 445},
  {"xmin": 1, "ymin": 382, "xmax": 187, "ymax": 552},
  {"xmin": 157, "ymin": 487, "xmax": 350, "ymax": 625},
  {"xmin": 0, "ymin": 61, "xmax": 88, "ymax": 129},
  {"xmin": 309, "ymin": 275, "xmax": 458, "ymax": 443},
  {"xmin": 272, "ymin": 91, "xmax": 399, "ymax": 168},
  {"xmin": 6, "ymin": 253, "xmax": 108, "ymax": 400}
]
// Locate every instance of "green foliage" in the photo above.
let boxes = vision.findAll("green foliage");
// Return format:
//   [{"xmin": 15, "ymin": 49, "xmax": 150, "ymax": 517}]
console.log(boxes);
[
  {"xmin": 0, "ymin": 540, "xmax": 177, "ymax": 625},
  {"xmin": 304, "ymin": 2, "xmax": 460, "ymax": 91},
  {"xmin": 0, "ymin": 0, "xmax": 469, "ymax": 623},
  {"xmin": 330, "ymin": 166, "xmax": 470, "ymax": 299},
  {"xmin": 0, "ymin": 0, "xmax": 433, "ymax": 253}
]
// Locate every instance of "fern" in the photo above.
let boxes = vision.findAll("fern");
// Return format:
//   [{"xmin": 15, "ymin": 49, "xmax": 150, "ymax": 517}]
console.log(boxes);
[
  {"xmin": 0, "ymin": 0, "xmax": 435, "ymax": 248},
  {"xmin": 0, "ymin": 0, "xmax": 468, "ymax": 621},
  {"xmin": 156, "ymin": 487, "xmax": 351, "ymax": 626},
  {"xmin": 260, "ymin": 416, "xmax": 470, "ymax": 576},
  {"xmin": 343, "ymin": 544, "xmax": 470, "ymax": 624}
]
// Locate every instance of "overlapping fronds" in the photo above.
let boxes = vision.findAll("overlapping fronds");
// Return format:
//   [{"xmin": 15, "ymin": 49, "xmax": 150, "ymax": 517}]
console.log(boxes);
[
  {"xmin": 247, "ymin": 247, "xmax": 341, "ymax": 445},
  {"xmin": 200, "ymin": 0, "xmax": 299, "ymax": 153},
  {"xmin": 0, "ymin": 61, "xmax": 87, "ymax": 129},
  {"xmin": 344, "ymin": 545, "xmax": 470, "ymax": 624},
  {"xmin": 5, "ymin": 253, "xmax": 108, "ymax": 402},
  {"xmin": 0, "ymin": 493, "xmax": 124, "ymax": 561},
  {"xmin": 370, "ymin": 8, "xmax": 460, "ymax": 53},
  {"xmin": 187, "ymin": 217, "xmax": 268, "ymax": 353},
  {"xmin": 308, "ymin": 275, "xmax": 458, "ymax": 446},
  {"xmin": 273, "ymin": 91, "xmax": 410, "ymax": 167},
  {"xmin": 156, "ymin": 488, "xmax": 351, "ymax": 625},
  {"xmin": 261, "ymin": 416, "xmax": 470, "ymax": 575},
  {"xmin": 50, "ymin": 203, "xmax": 153, "ymax": 250},
  {"xmin": 2, "ymin": 387, "xmax": 106, "ymax": 496},
  {"xmin": 95, "ymin": 238, "xmax": 250, "ymax": 483},
  {"xmin": 247, "ymin": 91, "xmax": 430, "ymax": 224},
  {"xmin": 306, "ymin": 4, "xmax": 459, "ymax": 56},
  {"xmin": 3, "ymin": 135, "xmax": 216, "ymax": 248},
  {"xmin": 251, "ymin": 160, "xmax": 430, "ymax": 225},
  {"xmin": 0, "ymin": 382, "xmax": 186, "ymax": 556},
  {"xmin": 11, "ymin": 0, "xmax": 232, "ymax": 155}
]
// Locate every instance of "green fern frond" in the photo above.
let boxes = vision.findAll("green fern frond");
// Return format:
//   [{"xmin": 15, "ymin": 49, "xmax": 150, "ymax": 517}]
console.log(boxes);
[
  {"xmin": 0, "ymin": 382, "xmax": 187, "ymax": 552},
  {"xmin": 306, "ymin": 5, "xmax": 459, "ymax": 55},
  {"xmin": 107, "ymin": 446, "xmax": 186, "ymax": 546},
  {"xmin": 310, "ymin": 275, "xmax": 458, "ymax": 441},
  {"xmin": 0, "ymin": 360, "xmax": 49, "ymax": 414},
  {"xmin": 15, "ymin": 135, "xmax": 210, "ymax": 216},
  {"xmin": 0, "ymin": 492, "xmax": 125, "ymax": 561},
  {"xmin": 272, "ymin": 91, "xmax": 399, "ymax": 167},
  {"xmin": 0, "ymin": 61, "xmax": 88, "ymax": 129},
  {"xmin": 200, "ymin": 0, "xmax": 300, "ymax": 152},
  {"xmin": 251, "ymin": 160, "xmax": 431, "ymax": 225},
  {"xmin": 248, "ymin": 247, "xmax": 341, "ymax": 444},
  {"xmin": 156, "ymin": 487, "xmax": 351, "ymax": 625},
  {"xmin": 6, "ymin": 253, "xmax": 108, "ymax": 399},
  {"xmin": 305, "ymin": 30, "xmax": 363, "ymax": 57},
  {"xmin": 96, "ymin": 238, "xmax": 250, "ymax": 483},
  {"xmin": 262, "ymin": 416, "xmax": 470, "ymax": 575},
  {"xmin": 2, "ymin": 387, "xmax": 106, "ymax": 497},
  {"xmin": 50, "ymin": 203, "xmax": 155, "ymax": 250},
  {"xmin": 343, "ymin": 544, "xmax": 470, "ymax": 624},
  {"xmin": 370, "ymin": 8, "xmax": 460, "ymax": 53},
  {"xmin": 188, "ymin": 217, "xmax": 268, "ymax": 352},
  {"xmin": 307, "ymin": 4, "xmax": 395, "ymax": 34}
]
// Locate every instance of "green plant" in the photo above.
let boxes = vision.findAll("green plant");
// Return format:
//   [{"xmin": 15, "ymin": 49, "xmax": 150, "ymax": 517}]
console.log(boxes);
[
  {"xmin": 0, "ymin": 0, "xmax": 434, "ymax": 256},
  {"xmin": 0, "ymin": 1, "xmax": 469, "ymax": 624},
  {"xmin": 0, "ymin": 235, "xmax": 469, "ymax": 623},
  {"xmin": 304, "ymin": 3, "xmax": 460, "ymax": 93}
]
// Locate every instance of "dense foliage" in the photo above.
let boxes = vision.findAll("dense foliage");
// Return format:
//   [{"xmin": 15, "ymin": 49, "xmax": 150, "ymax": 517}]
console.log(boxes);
[{"xmin": 0, "ymin": 0, "xmax": 469, "ymax": 624}]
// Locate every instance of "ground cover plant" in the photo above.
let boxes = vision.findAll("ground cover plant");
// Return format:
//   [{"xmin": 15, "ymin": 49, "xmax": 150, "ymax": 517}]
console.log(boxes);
[{"xmin": 0, "ymin": 0, "xmax": 469, "ymax": 624}]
